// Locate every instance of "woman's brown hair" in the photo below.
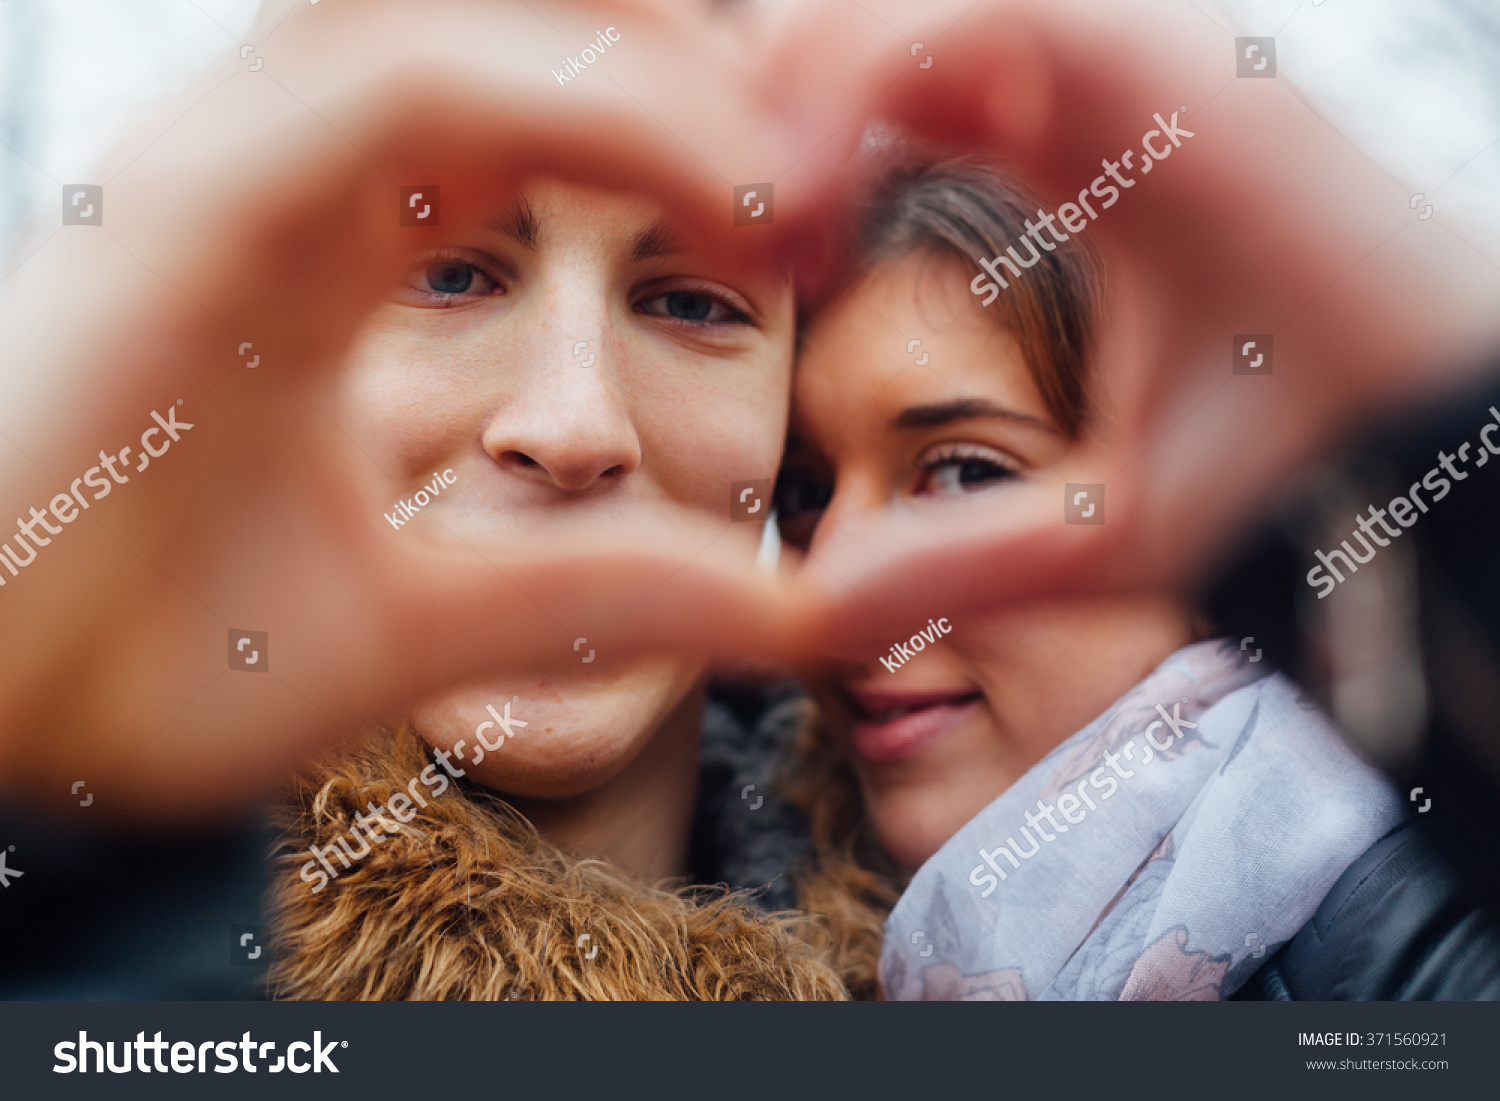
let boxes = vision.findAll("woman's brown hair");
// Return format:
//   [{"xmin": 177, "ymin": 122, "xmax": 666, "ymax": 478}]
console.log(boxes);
[
  {"xmin": 789, "ymin": 144, "xmax": 1104, "ymax": 997},
  {"xmin": 814, "ymin": 143, "xmax": 1102, "ymax": 435}
]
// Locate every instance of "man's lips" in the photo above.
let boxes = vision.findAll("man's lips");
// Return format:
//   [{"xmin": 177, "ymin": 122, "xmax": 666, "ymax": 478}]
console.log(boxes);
[{"xmin": 842, "ymin": 687, "xmax": 983, "ymax": 764}]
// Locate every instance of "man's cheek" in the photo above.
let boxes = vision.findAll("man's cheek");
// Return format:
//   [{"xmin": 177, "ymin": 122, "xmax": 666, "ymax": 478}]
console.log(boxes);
[
  {"xmin": 340, "ymin": 354, "xmax": 459, "ymax": 468},
  {"xmin": 665, "ymin": 440, "xmax": 763, "ymax": 511}
]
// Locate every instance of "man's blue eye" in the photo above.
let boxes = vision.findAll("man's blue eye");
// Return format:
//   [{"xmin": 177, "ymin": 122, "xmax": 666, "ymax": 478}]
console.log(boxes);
[
  {"xmin": 426, "ymin": 262, "xmax": 475, "ymax": 295},
  {"xmin": 635, "ymin": 286, "xmax": 750, "ymax": 327},
  {"xmin": 665, "ymin": 291, "xmax": 712, "ymax": 321}
]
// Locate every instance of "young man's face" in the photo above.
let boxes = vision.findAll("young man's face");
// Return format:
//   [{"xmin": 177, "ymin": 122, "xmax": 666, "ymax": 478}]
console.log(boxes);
[{"xmin": 342, "ymin": 177, "xmax": 793, "ymax": 796}]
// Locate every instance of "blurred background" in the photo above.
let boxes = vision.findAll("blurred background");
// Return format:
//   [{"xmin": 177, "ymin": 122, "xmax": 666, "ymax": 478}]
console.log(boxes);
[{"xmin": 2, "ymin": 0, "xmax": 1500, "ymax": 275}]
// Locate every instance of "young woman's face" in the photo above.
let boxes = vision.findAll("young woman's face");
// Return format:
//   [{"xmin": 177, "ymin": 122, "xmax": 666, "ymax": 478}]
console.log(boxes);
[
  {"xmin": 342, "ymin": 177, "xmax": 793, "ymax": 797},
  {"xmin": 781, "ymin": 254, "xmax": 1190, "ymax": 870}
]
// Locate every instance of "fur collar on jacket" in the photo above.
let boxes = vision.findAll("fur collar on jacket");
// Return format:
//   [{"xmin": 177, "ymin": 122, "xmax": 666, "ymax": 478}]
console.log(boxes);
[{"xmin": 269, "ymin": 688, "xmax": 843, "ymax": 1000}]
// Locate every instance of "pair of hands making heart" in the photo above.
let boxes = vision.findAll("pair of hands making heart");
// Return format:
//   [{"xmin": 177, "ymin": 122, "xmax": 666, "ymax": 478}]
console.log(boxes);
[{"xmin": 1, "ymin": 0, "xmax": 1495, "ymax": 816}]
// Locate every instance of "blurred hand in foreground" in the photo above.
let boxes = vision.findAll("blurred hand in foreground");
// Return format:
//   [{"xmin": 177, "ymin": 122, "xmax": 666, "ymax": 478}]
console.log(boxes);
[
  {"xmin": 5, "ymin": 0, "xmax": 1499, "ymax": 816},
  {"xmin": 0, "ymin": 0, "xmax": 809, "ymax": 816},
  {"xmin": 759, "ymin": 0, "xmax": 1500, "ymax": 653}
]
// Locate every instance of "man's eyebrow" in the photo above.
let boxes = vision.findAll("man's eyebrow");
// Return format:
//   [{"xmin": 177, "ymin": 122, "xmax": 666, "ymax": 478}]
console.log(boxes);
[
  {"xmin": 629, "ymin": 220, "xmax": 679, "ymax": 264},
  {"xmin": 891, "ymin": 398, "xmax": 1054, "ymax": 431},
  {"xmin": 487, "ymin": 200, "xmax": 539, "ymax": 250}
]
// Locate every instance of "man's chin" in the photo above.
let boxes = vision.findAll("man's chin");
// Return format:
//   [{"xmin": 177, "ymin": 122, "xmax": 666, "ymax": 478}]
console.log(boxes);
[{"xmin": 408, "ymin": 660, "xmax": 699, "ymax": 799}]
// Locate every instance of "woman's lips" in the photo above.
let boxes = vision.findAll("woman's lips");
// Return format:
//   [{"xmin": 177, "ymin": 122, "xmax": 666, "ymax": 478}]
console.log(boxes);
[{"xmin": 843, "ymin": 688, "xmax": 982, "ymax": 764}]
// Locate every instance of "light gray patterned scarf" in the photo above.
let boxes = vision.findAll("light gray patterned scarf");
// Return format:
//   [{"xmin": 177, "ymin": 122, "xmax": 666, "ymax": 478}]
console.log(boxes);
[{"xmin": 881, "ymin": 639, "xmax": 1402, "ymax": 1000}]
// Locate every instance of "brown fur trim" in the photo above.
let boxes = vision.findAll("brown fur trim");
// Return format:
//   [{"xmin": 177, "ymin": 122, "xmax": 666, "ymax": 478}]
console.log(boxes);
[
  {"xmin": 268, "ymin": 726, "xmax": 848, "ymax": 1001},
  {"xmin": 791, "ymin": 848, "xmax": 898, "ymax": 1002},
  {"xmin": 783, "ymin": 710, "xmax": 907, "ymax": 1001}
]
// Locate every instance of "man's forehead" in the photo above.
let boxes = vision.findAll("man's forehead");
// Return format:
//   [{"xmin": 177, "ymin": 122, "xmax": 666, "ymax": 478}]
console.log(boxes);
[{"xmin": 483, "ymin": 184, "xmax": 680, "ymax": 261}]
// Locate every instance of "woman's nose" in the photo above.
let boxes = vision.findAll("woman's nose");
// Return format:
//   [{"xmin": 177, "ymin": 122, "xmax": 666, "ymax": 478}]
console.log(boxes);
[{"xmin": 806, "ymin": 471, "xmax": 887, "ymax": 558}]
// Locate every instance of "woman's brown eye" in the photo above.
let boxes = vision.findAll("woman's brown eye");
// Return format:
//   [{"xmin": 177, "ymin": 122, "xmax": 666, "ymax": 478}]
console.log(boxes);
[
  {"xmin": 936, "ymin": 458, "xmax": 1011, "ymax": 492},
  {"xmin": 773, "ymin": 470, "xmax": 833, "ymax": 549},
  {"xmin": 775, "ymin": 473, "xmax": 833, "ymax": 516},
  {"xmin": 914, "ymin": 446, "xmax": 1020, "ymax": 498}
]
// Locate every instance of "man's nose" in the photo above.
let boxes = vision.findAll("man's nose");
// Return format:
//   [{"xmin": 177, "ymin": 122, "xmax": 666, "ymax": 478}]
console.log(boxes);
[{"xmin": 480, "ymin": 339, "xmax": 642, "ymax": 493}]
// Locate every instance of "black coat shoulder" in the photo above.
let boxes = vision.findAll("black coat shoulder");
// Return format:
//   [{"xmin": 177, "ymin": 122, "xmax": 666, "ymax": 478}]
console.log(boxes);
[{"xmin": 1237, "ymin": 820, "xmax": 1500, "ymax": 1000}]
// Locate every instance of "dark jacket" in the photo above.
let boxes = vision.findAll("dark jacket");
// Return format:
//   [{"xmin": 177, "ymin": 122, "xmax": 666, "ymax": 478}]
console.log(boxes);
[
  {"xmin": 0, "ymin": 805, "xmax": 273, "ymax": 999},
  {"xmin": 1211, "ymin": 368, "xmax": 1500, "ymax": 1000},
  {"xmin": 691, "ymin": 680, "xmax": 816, "ymax": 911},
  {"xmin": 1237, "ymin": 819, "xmax": 1500, "ymax": 999}
]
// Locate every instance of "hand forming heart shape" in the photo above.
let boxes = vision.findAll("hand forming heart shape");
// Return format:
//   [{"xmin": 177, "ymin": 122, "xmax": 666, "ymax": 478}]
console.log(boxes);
[{"xmin": 0, "ymin": 0, "xmax": 1494, "ymax": 815}]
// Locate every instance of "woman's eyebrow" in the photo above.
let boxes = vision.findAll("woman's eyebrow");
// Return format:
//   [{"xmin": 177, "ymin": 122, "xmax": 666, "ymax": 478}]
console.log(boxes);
[{"xmin": 891, "ymin": 398, "xmax": 1053, "ymax": 431}]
